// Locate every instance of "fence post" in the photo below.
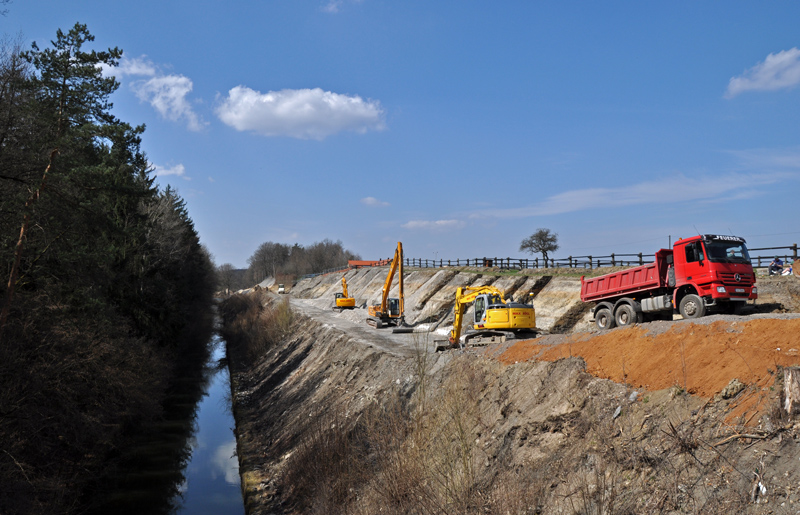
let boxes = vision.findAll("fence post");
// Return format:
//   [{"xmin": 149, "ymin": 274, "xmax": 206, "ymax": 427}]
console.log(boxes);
[
  {"xmin": 535, "ymin": 257, "xmax": 539, "ymax": 268},
  {"xmin": 793, "ymin": 244, "xmax": 798, "ymax": 260},
  {"xmin": 611, "ymin": 253, "xmax": 615, "ymax": 266},
  {"xmin": 588, "ymin": 256, "xmax": 592, "ymax": 269},
  {"xmin": 638, "ymin": 253, "xmax": 643, "ymax": 265}
]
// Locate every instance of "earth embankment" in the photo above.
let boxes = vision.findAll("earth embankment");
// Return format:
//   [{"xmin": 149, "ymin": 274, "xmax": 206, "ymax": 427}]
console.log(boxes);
[{"xmin": 229, "ymin": 270, "xmax": 800, "ymax": 514}]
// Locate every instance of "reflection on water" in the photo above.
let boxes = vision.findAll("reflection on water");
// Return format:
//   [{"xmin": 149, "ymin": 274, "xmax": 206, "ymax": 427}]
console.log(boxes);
[
  {"xmin": 173, "ymin": 340, "xmax": 243, "ymax": 514},
  {"xmin": 90, "ymin": 327, "xmax": 243, "ymax": 514}
]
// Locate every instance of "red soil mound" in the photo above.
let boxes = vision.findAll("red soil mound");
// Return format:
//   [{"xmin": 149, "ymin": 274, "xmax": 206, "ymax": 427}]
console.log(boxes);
[{"xmin": 499, "ymin": 319, "xmax": 800, "ymax": 400}]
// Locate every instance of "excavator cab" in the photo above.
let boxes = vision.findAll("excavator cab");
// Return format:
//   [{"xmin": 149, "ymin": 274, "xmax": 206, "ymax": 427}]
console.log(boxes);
[
  {"xmin": 387, "ymin": 298, "xmax": 400, "ymax": 316},
  {"xmin": 474, "ymin": 296, "xmax": 486, "ymax": 324}
]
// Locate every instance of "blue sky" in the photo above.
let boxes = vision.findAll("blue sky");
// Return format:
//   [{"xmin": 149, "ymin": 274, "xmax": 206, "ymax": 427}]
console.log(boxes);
[{"xmin": 7, "ymin": 1, "xmax": 800, "ymax": 268}]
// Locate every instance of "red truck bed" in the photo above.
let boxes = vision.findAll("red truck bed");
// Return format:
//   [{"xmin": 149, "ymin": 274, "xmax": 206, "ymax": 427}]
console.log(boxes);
[{"xmin": 580, "ymin": 249, "xmax": 671, "ymax": 302}]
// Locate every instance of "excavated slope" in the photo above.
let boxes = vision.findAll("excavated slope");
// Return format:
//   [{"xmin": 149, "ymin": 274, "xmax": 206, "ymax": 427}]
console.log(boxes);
[
  {"xmin": 289, "ymin": 267, "xmax": 594, "ymax": 334},
  {"xmin": 230, "ymin": 271, "xmax": 800, "ymax": 514}
]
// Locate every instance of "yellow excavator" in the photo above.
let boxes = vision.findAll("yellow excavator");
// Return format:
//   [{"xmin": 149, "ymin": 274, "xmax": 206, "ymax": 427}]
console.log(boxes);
[
  {"xmin": 438, "ymin": 285, "xmax": 536, "ymax": 349},
  {"xmin": 333, "ymin": 276, "xmax": 356, "ymax": 311},
  {"xmin": 367, "ymin": 242, "xmax": 404, "ymax": 329}
]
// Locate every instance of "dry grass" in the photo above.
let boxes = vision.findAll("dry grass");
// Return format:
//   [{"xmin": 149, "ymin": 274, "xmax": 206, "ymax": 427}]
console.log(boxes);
[
  {"xmin": 219, "ymin": 292, "xmax": 295, "ymax": 360},
  {"xmin": 275, "ymin": 356, "xmax": 548, "ymax": 515}
]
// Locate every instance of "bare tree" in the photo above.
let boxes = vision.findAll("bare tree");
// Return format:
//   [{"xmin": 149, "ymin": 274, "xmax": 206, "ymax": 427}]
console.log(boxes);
[
  {"xmin": 217, "ymin": 263, "xmax": 237, "ymax": 293},
  {"xmin": 247, "ymin": 241, "xmax": 290, "ymax": 283},
  {"xmin": 520, "ymin": 228, "xmax": 559, "ymax": 264}
]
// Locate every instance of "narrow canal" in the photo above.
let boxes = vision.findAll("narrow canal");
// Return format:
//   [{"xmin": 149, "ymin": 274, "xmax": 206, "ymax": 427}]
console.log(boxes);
[
  {"xmin": 92, "ymin": 325, "xmax": 244, "ymax": 514},
  {"xmin": 174, "ymin": 335, "xmax": 243, "ymax": 514}
]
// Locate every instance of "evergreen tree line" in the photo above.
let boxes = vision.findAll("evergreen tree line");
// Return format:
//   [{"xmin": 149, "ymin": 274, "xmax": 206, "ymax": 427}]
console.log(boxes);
[
  {"xmin": 0, "ymin": 25, "xmax": 216, "ymax": 513},
  {"xmin": 233, "ymin": 238, "xmax": 362, "ymax": 288}
]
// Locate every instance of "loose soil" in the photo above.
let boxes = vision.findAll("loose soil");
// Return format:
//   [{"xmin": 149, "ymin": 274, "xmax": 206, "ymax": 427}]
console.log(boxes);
[
  {"xmin": 500, "ymin": 316, "xmax": 800, "ymax": 396},
  {"xmin": 496, "ymin": 316, "xmax": 800, "ymax": 427}
]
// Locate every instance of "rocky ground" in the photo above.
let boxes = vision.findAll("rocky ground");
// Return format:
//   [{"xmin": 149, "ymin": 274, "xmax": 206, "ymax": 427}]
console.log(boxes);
[{"xmin": 228, "ymin": 270, "xmax": 800, "ymax": 514}]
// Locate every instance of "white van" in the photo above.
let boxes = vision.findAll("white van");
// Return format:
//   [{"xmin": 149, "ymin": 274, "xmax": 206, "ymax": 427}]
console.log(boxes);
[{"xmin": 277, "ymin": 284, "xmax": 286, "ymax": 294}]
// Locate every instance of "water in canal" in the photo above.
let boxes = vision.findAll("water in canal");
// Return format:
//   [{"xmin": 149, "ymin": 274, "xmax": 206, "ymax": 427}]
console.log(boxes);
[
  {"xmin": 174, "ymin": 336, "xmax": 243, "ymax": 514},
  {"xmin": 92, "ymin": 329, "xmax": 244, "ymax": 514}
]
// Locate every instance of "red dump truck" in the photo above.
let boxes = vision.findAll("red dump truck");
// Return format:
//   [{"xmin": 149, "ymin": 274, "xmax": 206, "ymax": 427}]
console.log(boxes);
[{"xmin": 581, "ymin": 234, "xmax": 757, "ymax": 330}]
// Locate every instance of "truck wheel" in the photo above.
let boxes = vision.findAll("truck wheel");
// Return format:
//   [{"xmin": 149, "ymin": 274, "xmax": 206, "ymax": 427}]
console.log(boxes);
[
  {"xmin": 679, "ymin": 294, "xmax": 706, "ymax": 319},
  {"xmin": 614, "ymin": 304, "xmax": 636, "ymax": 327},
  {"xmin": 595, "ymin": 308, "xmax": 615, "ymax": 330}
]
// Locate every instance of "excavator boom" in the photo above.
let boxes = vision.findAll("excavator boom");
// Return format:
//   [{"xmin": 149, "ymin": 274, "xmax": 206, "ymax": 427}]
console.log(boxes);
[{"xmin": 367, "ymin": 242, "xmax": 404, "ymax": 328}]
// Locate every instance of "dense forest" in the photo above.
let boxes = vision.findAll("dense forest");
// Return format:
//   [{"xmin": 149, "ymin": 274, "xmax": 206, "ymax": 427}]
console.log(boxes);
[{"xmin": 0, "ymin": 24, "xmax": 216, "ymax": 513}]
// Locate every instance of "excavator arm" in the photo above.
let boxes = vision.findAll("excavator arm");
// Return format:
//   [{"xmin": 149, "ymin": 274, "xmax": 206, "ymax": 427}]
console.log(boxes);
[
  {"xmin": 378, "ymin": 242, "xmax": 404, "ymax": 314},
  {"xmin": 449, "ymin": 286, "xmax": 507, "ymax": 344},
  {"xmin": 342, "ymin": 277, "xmax": 349, "ymax": 299},
  {"xmin": 367, "ymin": 242, "xmax": 405, "ymax": 327}
]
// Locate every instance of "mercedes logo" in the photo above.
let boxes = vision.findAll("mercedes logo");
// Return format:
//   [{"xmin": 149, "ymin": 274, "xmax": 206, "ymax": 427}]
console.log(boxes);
[{"xmin": 734, "ymin": 273, "xmax": 741, "ymax": 282}]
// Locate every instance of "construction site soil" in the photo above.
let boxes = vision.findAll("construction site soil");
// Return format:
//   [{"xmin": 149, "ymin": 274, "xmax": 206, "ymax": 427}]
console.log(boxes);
[{"xmin": 226, "ymin": 270, "xmax": 800, "ymax": 514}]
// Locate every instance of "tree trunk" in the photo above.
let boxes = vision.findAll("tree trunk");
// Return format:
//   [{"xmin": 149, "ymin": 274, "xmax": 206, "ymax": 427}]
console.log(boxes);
[{"xmin": 784, "ymin": 367, "xmax": 800, "ymax": 416}]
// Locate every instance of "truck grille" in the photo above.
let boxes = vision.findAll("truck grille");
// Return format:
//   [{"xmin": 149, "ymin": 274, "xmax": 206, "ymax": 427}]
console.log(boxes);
[{"xmin": 718, "ymin": 272, "xmax": 754, "ymax": 284}]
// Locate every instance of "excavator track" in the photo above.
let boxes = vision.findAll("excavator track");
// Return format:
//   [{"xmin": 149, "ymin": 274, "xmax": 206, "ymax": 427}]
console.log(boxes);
[{"xmin": 463, "ymin": 330, "xmax": 509, "ymax": 346}]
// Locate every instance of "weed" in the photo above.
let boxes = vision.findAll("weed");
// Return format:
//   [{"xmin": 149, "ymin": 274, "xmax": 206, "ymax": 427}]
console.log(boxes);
[{"xmin": 219, "ymin": 293, "xmax": 295, "ymax": 360}]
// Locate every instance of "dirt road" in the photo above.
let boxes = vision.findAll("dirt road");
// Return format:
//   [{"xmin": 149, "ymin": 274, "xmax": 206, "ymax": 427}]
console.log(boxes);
[{"xmin": 289, "ymin": 297, "xmax": 446, "ymax": 358}]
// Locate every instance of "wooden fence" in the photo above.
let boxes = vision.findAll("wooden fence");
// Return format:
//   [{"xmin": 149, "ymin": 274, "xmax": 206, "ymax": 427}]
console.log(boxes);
[
  {"xmin": 403, "ymin": 243, "xmax": 798, "ymax": 271},
  {"xmin": 301, "ymin": 243, "xmax": 797, "ymax": 279}
]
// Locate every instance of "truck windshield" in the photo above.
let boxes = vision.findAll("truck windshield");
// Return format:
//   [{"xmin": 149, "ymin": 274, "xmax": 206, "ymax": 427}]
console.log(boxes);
[{"xmin": 704, "ymin": 241, "xmax": 751, "ymax": 264}]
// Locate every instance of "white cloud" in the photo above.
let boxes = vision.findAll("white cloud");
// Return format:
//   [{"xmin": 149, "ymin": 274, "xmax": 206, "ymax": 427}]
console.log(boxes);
[
  {"xmin": 725, "ymin": 48, "xmax": 800, "ymax": 98},
  {"xmin": 132, "ymin": 75, "xmax": 205, "ymax": 131},
  {"xmin": 472, "ymin": 171, "xmax": 792, "ymax": 219},
  {"xmin": 322, "ymin": 0, "xmax": 343, "ymax": 12},
  {"xmin": 402, "ymin": 219, "xmax": 465, "ymax": 231},
  {"xmin": 210, "ymin": 440, "xmax": 239, "ymax": 485},
  {"xmin": 215, "ymin": 86, "xmax": 385, "ymax": 140},
  {"xmin": 154, "ymin": 163, "xmax": 189, "ymax": 179},
  {"xmin": 361, "ymin": 196, "xmax": 390, "ymax": 207},
  {"xmin": 321, "ymin": 0, "xmax": 363, "ymax": 13},
  {"xmin": 726, "ymin": 147, "xmax": 800, "ymax": 170},
  {"xmin": 98, "ymin": 56, "xmax": 154, "ymax": 79},
  {"xmin": 112, "ymin": 56, "xmax": 157, "ymax": 77},
  {"xmin": 102, "ymin": 55, "xmax": 205, "ymax": 131}
]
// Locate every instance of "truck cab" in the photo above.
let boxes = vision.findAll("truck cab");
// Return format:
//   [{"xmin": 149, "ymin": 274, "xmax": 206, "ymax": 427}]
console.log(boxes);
[
  {"xmin": 277, "ymin": 284, "xmax": 285, "ymax": 294},
  {"xmin": 672, "ymin": 234, "xmax": 757, "ymax": 315}
]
